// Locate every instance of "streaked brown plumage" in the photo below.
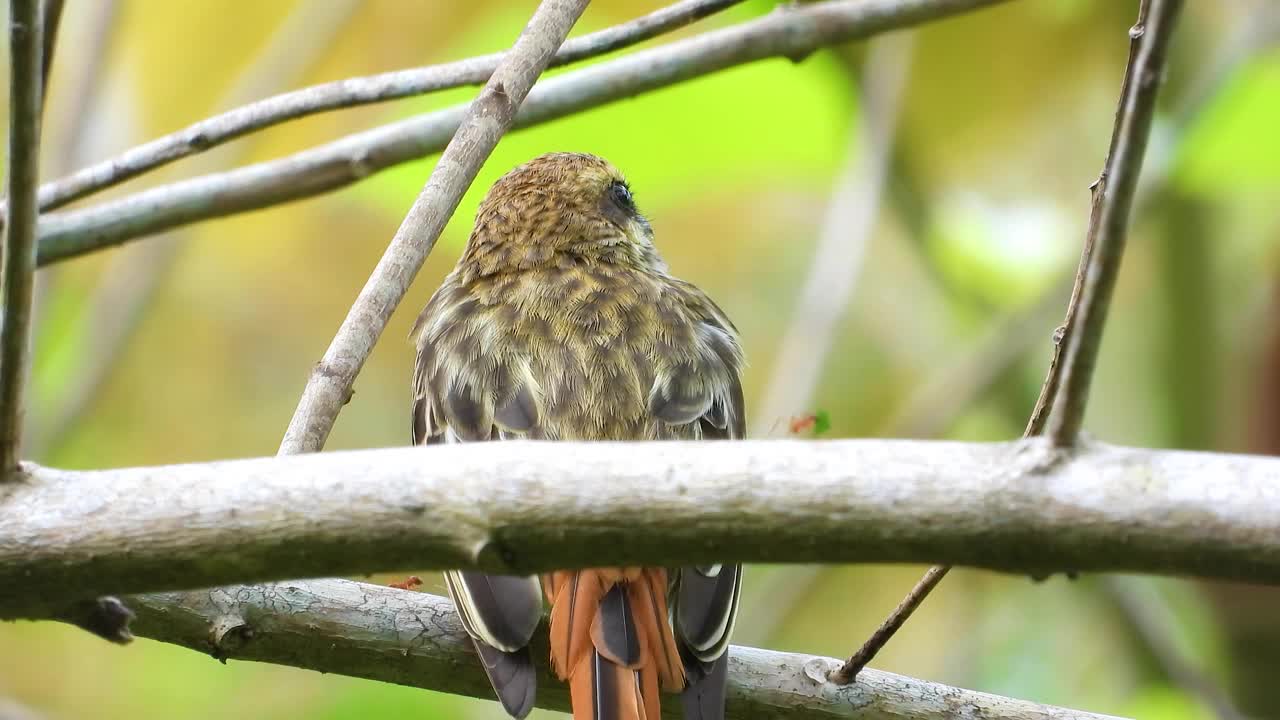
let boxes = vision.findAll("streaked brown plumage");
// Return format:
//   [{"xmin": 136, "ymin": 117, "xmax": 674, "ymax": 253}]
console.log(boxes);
[{"xmin": 412, "ymin": 152, "xmax": 744, "ymax": 720}]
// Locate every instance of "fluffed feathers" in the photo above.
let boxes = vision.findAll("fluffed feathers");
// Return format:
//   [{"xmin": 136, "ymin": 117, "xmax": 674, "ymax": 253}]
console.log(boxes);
[{"xmin": 412, "ymin": 153, "xmax": 746, "ymax": 719}]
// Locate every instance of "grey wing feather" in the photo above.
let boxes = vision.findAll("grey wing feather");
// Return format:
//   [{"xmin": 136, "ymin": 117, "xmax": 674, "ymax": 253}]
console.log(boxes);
[
  {"xmin": 680, "ymin": 651, "xmax": 729, "ymax": 720},
  {"xmin": 664, "ymin": 311, "xmax": 744, "ymax": 720},
  {"xmin": 474, "ymin": 643, "xmax": 538, "ymax": 719},
  {"xmin": 675, "ymin": 564, "xmax": 742, "ymax": 660},
  {"xmin": 444, "ymin": 570, "xmax": 542, "ymax": 652},
  {"xmin": 414, "ymin": 322, "xmax": 544, "ymax": 719}
]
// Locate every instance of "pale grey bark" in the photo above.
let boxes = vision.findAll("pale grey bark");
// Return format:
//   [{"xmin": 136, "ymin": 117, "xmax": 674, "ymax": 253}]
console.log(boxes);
[
  {"xmin": 126, "ymin": 579, "xmax": 1126, "ymax": 720},
  {"xmin": 9, "ymin": 0, "xmax": 743, "ymax": 218},
  {"xmin": 3, "ymin": 437, "xmax": 1278, "ymax": 618},
  {"xmin": 34, "ymin": 0, "xmax": 1013, "ymax": 267}
]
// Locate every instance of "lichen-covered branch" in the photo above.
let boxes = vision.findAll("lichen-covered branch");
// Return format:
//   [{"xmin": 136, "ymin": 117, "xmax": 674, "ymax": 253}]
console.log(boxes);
[
  {"xmin": 33, "ymin": 0, "xmax": 1012, "ymax": 267},
  {"xmin": 124, "ymin": 579, "xmax": 1124, "ymax": 720},
  {"xmin": 2, "ymin": 437, "xmax": 1278, "ymax": 619}
]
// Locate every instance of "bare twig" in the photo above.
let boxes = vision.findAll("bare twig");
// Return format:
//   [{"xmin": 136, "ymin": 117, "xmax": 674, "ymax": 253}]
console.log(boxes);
[
  {"xmin": 1044, "ymin": 0, "xmax": 1184, "ymax": 445},
  {"xmin": 29, "ymin": 0, "xmax": 363, "ymax": 459},
  {"xmin": 37, "ymin": 0, "xmax": 62, "ymax": 110},
  {"xmin": 6, "ymin": 0, "xmax": 742, "ymax": 220},
  {"xmin": 33, "ymin": 0, "xmax": 1013, "ymax": 267},
  {"xmin": 27, "ymin": 0, "xmax": 120, "ymax": 336},
  {"xmin": 0, "ymin": 0, "xmax": 45, "ymax": 475},
  {"xmin": 3, "ymin": 437, "xmax": 1280, "ymax": 618},
  {"xmin": 1102, "ymin": 578, "xmax": 1244, "ymax": 720},
  {"xmin": 1028, "ymin": 0, "xmax": 1262, "ymax": 439},
  {"xmin": 831, "ymin": 565, "xmax": 949, "ymax": 683},
  {"xmin": 118, "ymin": 580, "xmax": 1123, "ymax": 720},
  {"xmin": 278, "ymin": 0, "xmax": 588, "ymax": 454},
  {"xmin": 43, "ymin": 0, "xmax": 120, "ymax": 175},
  {"xmin": 750, "ymin": 34, "xmax": 913, "ymax": 436},
  {"xmin": 840, "ymin": 0, "xmax": 1189, "ymax": 679}
]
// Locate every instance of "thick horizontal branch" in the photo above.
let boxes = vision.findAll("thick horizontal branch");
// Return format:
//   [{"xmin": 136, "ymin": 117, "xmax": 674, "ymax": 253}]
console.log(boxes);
[
  {"xmin": 125, "ymin": 579, "xmax": 1123, "ymax": 720},
  {"xmin": 2, "ymin": 438, "xmax": 1278, "ymax": 618},
  {"xmin": 1, "ymin": 0, "xmax": 742, "ymax": 220},
  {"xmin": 33, "ymin": 0, "xmax": 1011, "ymax": 265}
]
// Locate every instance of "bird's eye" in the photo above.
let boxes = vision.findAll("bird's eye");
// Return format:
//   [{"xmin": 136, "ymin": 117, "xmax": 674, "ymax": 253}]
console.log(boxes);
[{"xmin": 609, "ymin": 181, "xmax": 635, "ymax": 212}]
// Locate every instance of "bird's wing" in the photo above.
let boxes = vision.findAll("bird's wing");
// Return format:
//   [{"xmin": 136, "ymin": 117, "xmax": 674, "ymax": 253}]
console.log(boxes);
[
  {"xmin": 663, "ymin": 294, "xmax": 745, "ymax": 720},
  {"xmin": 412, "ymin": 293, "xmax": 544, "ymax": 719}
]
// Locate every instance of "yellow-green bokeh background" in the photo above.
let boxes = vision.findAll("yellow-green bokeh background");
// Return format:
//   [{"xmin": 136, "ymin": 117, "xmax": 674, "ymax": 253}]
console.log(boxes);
[{"xmin": 3, "ymin": 1, "xmax": 1280, "ymax": 718}]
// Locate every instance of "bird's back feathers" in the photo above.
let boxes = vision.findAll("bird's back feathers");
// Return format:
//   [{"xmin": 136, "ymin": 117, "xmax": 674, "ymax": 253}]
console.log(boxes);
[{"xmin": 411, "ymin": 152, "xmax": 743, "ymax": 720}]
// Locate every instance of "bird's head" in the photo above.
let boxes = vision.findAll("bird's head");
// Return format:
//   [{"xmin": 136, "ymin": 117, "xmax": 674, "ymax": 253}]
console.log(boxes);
[{"xmin": 457, "ymin": 152, "xmax": 663, "ymax": 278}]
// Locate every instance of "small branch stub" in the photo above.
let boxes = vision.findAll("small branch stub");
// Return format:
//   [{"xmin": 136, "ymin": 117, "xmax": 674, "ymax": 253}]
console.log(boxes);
[{"xmin": 57, "ymin": 596, "xmax": 135, "ymax": 645}]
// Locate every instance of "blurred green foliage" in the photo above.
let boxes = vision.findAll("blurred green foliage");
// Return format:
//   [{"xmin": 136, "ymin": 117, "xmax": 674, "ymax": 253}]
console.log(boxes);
[{"xmin": 2, "ymin": 1, "xmax": 1278, "ymax": 719}]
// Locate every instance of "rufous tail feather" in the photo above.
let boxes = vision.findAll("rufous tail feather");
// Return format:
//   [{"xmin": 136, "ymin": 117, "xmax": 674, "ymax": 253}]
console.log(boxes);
[{"xmin": 546, "ymin": 568, "xmax": 685, "ymax": 720}]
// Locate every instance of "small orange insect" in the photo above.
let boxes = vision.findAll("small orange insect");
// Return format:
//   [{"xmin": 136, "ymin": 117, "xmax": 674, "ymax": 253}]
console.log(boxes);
[
  {"xmin": 388, "ymin": 575, "xmax": 423, "ymax": 591},
  {"xmin": 788, "ymin": 414, "xmax": 818, "ymax": 435}
]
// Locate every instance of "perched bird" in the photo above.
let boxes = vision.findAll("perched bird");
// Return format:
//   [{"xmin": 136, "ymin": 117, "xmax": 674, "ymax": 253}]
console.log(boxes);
[{"xmin": 411, "ymin": 152, "xmax": 744, "ymax": 720}]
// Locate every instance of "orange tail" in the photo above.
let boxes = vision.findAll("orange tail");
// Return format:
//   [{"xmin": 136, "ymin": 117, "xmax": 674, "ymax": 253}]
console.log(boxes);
[{"xmin": 545, "ymin": 568, "xmax": 685, "ymax": 720}]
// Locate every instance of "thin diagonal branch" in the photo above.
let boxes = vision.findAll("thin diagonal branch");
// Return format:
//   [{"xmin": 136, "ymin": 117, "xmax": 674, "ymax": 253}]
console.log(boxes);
[
  {"xmin": 37, "ymin": 0, "xmax": 62, "ymax": 111},
  {"xmin": 831, "ymin": 565, "xmax": 949, "ymax": 684},
  {"xmin": 43, "ymin": 0, "xmax": 119, "ymax": 175},
  {"xmin": 1044, "ymin": 0, "xmax": 1184, "ymax": 445},
  {"xmin": 3, "ymin": 437, "xmax": 1280, "ymax": 619},
  {"xmin": 27, "ymin": 0, "xmax": 120, "ymax": 338},
  {"xmin": 29, "ymin": 0, "xmax": 363, "ymax": 460},
  {"xmin": 0, "ymin": 0, "xmax": 45, "ymax": 476},
  {"xmin": 750, "ymin": 34, "xmax": 912, "ymax": 436},
  {"xmin": 1102, "ymin": 578, "xmax": 1245, "ymax": 720},
  {"xmin": 2, "ymin": 0, "xmax": 742, "ymax": 222},
  {"xmin": 32, "ymin": 0, "xmax": 1014, "ymax": 267},
  {"xmin": 119, "ymin": 580, "xmax": 1123, "ymax": 720},
  {"xmin": 840, "ymin": 0, "xmax": 1189, "ymax": 679},
  {"xmin": 277, "ymin": 0, "xmax": 589, "ymax": 454}
]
